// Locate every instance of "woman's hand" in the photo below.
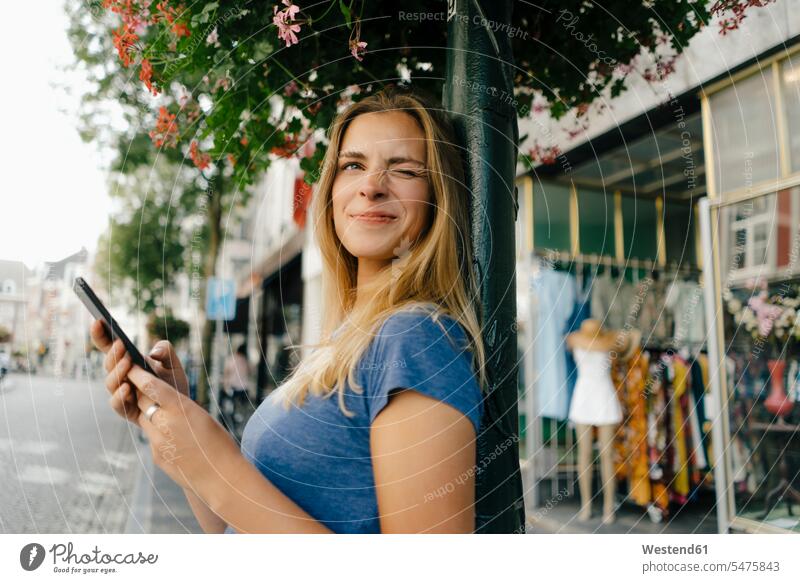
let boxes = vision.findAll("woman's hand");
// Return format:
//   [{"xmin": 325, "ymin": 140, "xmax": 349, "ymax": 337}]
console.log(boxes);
[
  {"xmin": 89, "ymin": 320, "xmax": 189, "ymax": 425},
  {"xmin": 126, "ymin": 364, "xmax": 242, "ymax": 494},
  {"xmin": 89, "ymin": 320, "xmax": 242, "ymax": 497}
]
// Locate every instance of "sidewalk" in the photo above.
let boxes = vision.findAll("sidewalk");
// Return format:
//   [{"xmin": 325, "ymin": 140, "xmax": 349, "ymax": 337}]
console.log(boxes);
[
  {"xmin": 526, "ymin": 494, "xmax": 719, "ymax": 534},
  {"xmin": 125, "ymin": 432, "xmax": 203, "ymax": 534}
]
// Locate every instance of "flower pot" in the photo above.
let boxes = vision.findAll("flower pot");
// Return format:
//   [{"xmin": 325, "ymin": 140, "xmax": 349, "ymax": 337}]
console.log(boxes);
[{"xmin": 764, "ymin": 359, "xmax": 794, "ymax": 418}]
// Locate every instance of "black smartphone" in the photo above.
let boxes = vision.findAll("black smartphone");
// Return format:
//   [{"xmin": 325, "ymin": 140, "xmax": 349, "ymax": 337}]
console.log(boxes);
[{"xmin": 73, "ymin": 276, "xmax": 158, "ymax": 376}]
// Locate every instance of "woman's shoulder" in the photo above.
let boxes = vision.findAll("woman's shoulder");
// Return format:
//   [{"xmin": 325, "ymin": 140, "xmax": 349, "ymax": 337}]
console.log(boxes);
[{"xmin": 376, "ymin": 303, "xmax": 468, "ymax": 347}]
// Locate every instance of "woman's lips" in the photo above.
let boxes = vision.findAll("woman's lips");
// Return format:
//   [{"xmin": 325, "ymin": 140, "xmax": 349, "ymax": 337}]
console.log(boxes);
[{"xmin": 351, "ymin": 214, "xmax": 398, "ymax": 224}]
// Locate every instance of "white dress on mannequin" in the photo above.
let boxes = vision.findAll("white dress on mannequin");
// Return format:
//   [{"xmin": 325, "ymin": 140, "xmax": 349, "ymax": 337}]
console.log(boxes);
[{"xmin": 568, "ymin": 347, "xmax": 622, "ymax": 426}]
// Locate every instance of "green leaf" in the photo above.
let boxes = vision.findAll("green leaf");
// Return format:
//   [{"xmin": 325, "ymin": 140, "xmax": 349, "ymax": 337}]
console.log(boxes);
[
  {"xmin": 192, "ymin": 2, "xmax": 219, "ymax": 25},
  {"xmin": 339, "ymin": 0, "xmax": 352, "ymax": 29}
]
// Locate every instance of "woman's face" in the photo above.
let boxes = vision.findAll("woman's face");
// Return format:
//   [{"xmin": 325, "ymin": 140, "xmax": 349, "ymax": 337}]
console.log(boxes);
[{"xmin": 332, "ymin": 111, "xmax": 431, "ymax": 269}]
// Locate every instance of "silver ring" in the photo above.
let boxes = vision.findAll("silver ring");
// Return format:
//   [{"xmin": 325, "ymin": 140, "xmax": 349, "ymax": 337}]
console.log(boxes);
[{"xmin": 144, "ymin": 403, "xmax": 161, "ymax": 423}]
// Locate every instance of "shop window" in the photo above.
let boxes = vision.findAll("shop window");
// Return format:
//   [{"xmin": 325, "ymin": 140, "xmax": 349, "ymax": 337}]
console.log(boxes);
[
  {"xmin": 719, "ymin": 193, "xmax": 778, "ymax": 282},
  {"xmin": 716, "ymin": 190, "xmax": 800, "ymax": 532},
  {"xmin": 577, "ymin": 187, "xmax": 615, "ymax": 256},
  {"xmin": 709, "ymin": 68, "xmax": 780, "ymax": 195},
  {"xmin": 664, "ymin": 199, "xmax": 696, "ymax": 266},
  {"xmin": 621, "ymin": 196, "xmax": 658, "ymax": 260},
  {"xmin": 533, "ymin": 182, "xmax": 571, "ymax": 252}
]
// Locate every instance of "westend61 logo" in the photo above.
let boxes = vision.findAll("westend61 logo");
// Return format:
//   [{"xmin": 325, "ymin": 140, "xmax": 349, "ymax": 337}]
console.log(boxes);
[{"xmin": 20, "ymin": 542, "xmax": 158, "ymax": 575}]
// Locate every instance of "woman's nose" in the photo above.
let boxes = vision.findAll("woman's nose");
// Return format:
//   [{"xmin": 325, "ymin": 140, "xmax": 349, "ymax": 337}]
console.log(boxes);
[{"xmin": 358, "ymin": 167, "xmax": 387, "ymax": 198}]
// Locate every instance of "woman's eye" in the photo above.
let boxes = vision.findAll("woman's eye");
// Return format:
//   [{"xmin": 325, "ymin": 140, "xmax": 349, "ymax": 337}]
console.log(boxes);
[
  {"xmin": 392, "ymin": 168, "xmax": 422, "ymax": 178},
  {"xmin": 340, "ymin": 162, "xmax": 362, "ymax": 171}
]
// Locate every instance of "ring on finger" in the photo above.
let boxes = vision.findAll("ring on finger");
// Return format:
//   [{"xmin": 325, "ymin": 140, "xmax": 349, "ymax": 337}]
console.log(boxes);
[{"xmin": 144, "ymin": 403, "xmax": 161, "ymax": 423}]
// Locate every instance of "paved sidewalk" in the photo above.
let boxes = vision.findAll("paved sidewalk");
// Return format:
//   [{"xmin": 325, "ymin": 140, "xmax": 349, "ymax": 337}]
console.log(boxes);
[
  {"xmin": 526, "ymin": 494, "xmax": 718, "ymax": 534},
  {"xmin": 125, "ymin": 432, "xmax": 203, "ymax": 534}
]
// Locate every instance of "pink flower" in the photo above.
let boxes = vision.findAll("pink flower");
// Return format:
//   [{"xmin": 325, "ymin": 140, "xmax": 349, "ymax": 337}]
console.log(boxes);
[
  {"xmin": 273, "ymin": 1, "xmax": 302, "ymax": 47},
  {"xmin": 747, "ymin": 293, "xmax": 784, "ymax": 338},
  {"xmin": 206, "ymin": 26, "xmax": 220, "ymax": 47},
  {"xmin": 282, "ymin": 0, "xmax": 300, "ymax": 18},
  {"xmin": 350, "ymin": 40, "xmax": 367, "ymax": 61}
]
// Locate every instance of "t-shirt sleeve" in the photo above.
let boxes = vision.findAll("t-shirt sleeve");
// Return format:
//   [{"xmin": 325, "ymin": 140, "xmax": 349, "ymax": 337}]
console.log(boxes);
[{"xmin": 363, "ymin": 310, "xmax": 484, "ymax": 434}]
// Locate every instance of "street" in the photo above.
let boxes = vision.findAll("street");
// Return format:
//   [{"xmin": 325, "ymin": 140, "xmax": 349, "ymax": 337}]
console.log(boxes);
[{"xmin": 0, "ymin": 371, "xmax": 141, "ymax": 533}]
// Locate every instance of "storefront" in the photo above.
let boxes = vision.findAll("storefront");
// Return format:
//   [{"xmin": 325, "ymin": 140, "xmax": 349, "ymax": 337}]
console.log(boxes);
[
  {"xmin": 519, "ymin": 40, "xmax": 800, "ymax": 534},
  {"xmin": 517, "ymin": 107, "xmax": 716, "ymax": 532},
  {"xmin": 699, "ymin": 45, "xmax": 800, "ymax": 534}
]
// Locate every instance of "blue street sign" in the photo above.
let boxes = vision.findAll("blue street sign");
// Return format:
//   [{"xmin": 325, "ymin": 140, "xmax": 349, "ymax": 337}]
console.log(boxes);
[{"xmin": 206, "ymin": 278, "xmax": 236, "ymax": 320}]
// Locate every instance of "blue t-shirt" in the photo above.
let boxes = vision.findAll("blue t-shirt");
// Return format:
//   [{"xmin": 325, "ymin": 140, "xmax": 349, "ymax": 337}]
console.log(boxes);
[{"xmin": 223, "ymin": 307, "xmax": 484, "ymax": 533}]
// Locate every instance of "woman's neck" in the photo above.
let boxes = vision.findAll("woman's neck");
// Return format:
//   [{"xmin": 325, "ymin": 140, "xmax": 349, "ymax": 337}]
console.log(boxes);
[{"xmin": 353, "ymin": 257, "xmax": 391, "ymax": 311}]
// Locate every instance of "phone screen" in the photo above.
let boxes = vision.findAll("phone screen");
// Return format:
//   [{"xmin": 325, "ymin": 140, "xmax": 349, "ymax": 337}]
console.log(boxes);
[{"xmin": 73, "ymin": 277, "xmax": 157, "ymax": 376}]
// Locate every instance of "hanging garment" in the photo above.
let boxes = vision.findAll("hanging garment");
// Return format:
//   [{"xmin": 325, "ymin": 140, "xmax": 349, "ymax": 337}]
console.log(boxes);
[
  {"xmin": 665, "ymin": 280, "xmax": 707, "ymax": 345},
  {"xmin": 671, "ymin": 358, "xmax": 691, "ymax": 497},
  {"xmin": 690, "ymin": 359, "xmax": 711, "ymax": 468},
  {"xmin": 568, "ymin": 347, "xmax": 623, "ymax": 426},
  {"xmin": 639, "ymin": 278, "xmax": 673, "ymax": 341},
  {"xmin": 634, "ymin": 278, "xmax": 659, "ymax": 341},
  {"xmin": 590, "ymin": 271, "xmax": 634, "ymax": 330},
  {"xmin": 532, "ymin": 268, "xmax": 577, "ymax": 420},
  {"xmin": 613, "ymin": 347, "xmax": 652, "ymax": 507},
  {"xmin": 687, "ymin": 391, "xmax": 708, "ymax": 470},
  {"xmin": 647, "ymin": 355, "xmax": 672, "ymax": 517},
  {"xmin": 787, "ymin": 360, "xmax": 800, "ymax": 402}
]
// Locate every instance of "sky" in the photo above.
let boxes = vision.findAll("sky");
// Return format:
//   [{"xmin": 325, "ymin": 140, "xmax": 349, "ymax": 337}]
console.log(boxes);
[{"xmin": 0, "ymin": 2, "xmax": 112, "ymax": 271}]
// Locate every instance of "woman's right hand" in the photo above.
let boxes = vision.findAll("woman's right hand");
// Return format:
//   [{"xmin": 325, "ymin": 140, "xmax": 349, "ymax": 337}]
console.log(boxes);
[{"xmin": 89, "ymin": 320, "xmax": 190, "ymax": 426}]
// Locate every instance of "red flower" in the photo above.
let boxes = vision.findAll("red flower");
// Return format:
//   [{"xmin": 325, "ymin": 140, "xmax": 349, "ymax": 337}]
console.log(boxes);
[
  {"xmin": 172, "ymin": 22, "xmax": 191, "ymax": 37},
  {"xmin": 112, "ymin": 24, "xmax": 139, "ymax": 67},
  {"xmin": 154, "ymin": 1, "xmax": 191, "ymax": 38},
  {"xmin": 270, "ymin": 133, "xmax": 300, "ymax": 158},
  {"xmin": 226, "ymin": 153, "xmax": 237, "ymax": 167},
  {"xmin": 149, "ymin": 106, "xmax": 178, "ymax": 148},
  {"xmin": 189, "ymin": 140, "xmax": 211, "ymax": 170},
  {"xmin": 139, "ymin": 58, "xmax": 158, "ymax": 95}
]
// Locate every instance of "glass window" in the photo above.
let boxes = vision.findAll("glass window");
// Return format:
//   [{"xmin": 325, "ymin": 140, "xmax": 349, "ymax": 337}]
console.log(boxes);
[
  {"xmin": 709, "ymin": 67, "xmax": 780, "ymax": 195},
  {"xmin": 621, "ymin": 196, "xmax": 658, "ymax": 260},
  {"xmin": 719, "ymin": 193, "xmax": 778, "ymax": 283},
  {"xmin": 533, "ymin": 182, "xmax": 571, "ymax": 252},
  {"xmin": 577, "ymin": 187, "xmax": 615, "ymax": 256},
  {"xmin": 717, "ymin": 192, "xmax": 800, "ymax": 532}
]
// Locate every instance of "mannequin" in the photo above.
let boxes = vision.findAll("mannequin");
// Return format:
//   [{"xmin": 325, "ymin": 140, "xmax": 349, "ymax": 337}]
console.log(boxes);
[{"xmin": 566, "ymin": 319, "xmax": 639, "ymax": 524}]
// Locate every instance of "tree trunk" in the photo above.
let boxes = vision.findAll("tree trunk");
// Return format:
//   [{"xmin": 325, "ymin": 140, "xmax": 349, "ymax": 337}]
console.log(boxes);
[
  {"xmin": 197, "ymin": 174, "xmax": 223, "ymax": 409},
  {"xmin": 443, "ymin": 0, "xmax": 525, "ymax": 533}
]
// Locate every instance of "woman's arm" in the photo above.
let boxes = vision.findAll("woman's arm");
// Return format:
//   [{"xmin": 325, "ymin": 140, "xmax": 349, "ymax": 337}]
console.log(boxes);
[
  {"xmin": 183, "ymin": 487, "xmax": 227, "ymax": 533},
  {"xmin": 202, "ymin": 453, "xmax": 334, "ymax": 534},
  {"xmin": 370, "ymin": 389, "xmax": 477, "ymax": 533}
]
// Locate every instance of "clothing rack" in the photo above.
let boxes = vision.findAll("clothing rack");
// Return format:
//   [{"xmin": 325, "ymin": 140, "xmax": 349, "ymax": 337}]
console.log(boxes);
[
  {"xmin": 642, "ymin": 340, "xmax": 707, "ymax": 357},
  {"xmin": 533, "ymin": 249, "xmax": 702, "ymax": 276}
]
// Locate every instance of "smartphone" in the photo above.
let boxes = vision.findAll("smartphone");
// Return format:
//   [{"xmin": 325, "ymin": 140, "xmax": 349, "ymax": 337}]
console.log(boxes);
[{"xmin": 73, "ymin": 276, "xmax": 158, "ymax": 376}]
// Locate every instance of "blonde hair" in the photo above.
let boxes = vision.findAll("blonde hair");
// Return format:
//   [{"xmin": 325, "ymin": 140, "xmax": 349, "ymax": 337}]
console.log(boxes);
[{"xmin": 278, "ymin": 85, "xmax": 487, "ymax": 416}]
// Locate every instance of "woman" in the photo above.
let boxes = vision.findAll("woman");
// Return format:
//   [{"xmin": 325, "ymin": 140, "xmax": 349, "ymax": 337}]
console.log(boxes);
[{"xmin": 92, "ymin": 86, "xmax": 488, "ymax": 533}]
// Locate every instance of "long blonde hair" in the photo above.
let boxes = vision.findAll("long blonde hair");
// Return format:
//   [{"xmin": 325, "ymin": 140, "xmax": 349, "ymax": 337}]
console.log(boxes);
[{"xmin": 279, "ymin": 85, "xmax": 487, "ymax": 416}]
